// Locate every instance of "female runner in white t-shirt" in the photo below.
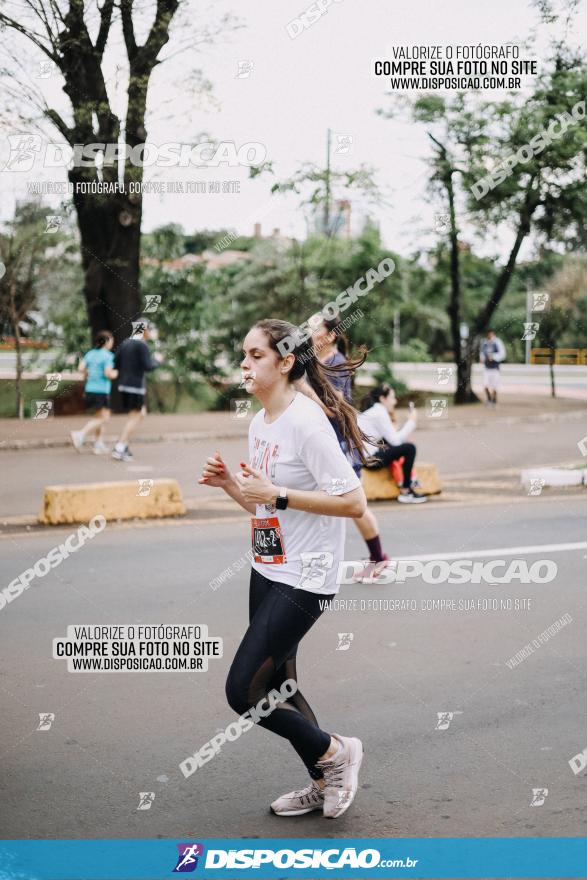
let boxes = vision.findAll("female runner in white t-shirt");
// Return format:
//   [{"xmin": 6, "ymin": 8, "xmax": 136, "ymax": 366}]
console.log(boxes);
[{"xmin": 198, "ymin": 318, "xmax": 368, "ymax": 819}]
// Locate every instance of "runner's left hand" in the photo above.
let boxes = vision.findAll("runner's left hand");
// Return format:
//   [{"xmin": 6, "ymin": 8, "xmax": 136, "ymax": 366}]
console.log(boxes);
[{"xmin": 236, "ymin": 464, "xmax": 277, "ymax": 504}]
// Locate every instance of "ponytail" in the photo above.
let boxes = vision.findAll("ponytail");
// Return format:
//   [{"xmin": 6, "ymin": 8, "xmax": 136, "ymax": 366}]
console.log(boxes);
[
  {"xmin": 253, "ymin": 318, "xmax": 371, "ymax": 464},
  {"xmin": 94, "ymin": 330, "xmax": 113, "ymax": 349}
]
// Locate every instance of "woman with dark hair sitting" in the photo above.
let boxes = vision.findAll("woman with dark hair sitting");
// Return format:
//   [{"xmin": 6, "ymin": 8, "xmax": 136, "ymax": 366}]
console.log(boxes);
[{"xmin": 358, "ymin": 384, "xmax": 428, "ymax": 504}]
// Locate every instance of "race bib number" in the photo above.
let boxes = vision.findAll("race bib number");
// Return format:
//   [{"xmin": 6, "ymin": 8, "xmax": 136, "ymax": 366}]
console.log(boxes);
[{"xmin": 251, "ymin": 516, "xmax": 286, "ymax": 564}]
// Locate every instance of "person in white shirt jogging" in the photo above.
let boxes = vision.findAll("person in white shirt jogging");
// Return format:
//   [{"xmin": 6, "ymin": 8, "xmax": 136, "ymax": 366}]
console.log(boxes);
[
  {"xmin": 199, "ymin": 318, "xmax": 368, "ymax": 819},
  {"xmin": 358, "ymin": 384, "xmax": 427, "ymax": 503},
  {"xmin": 480, "ymin": 329, "xmax": 506, "ymax": 407}
]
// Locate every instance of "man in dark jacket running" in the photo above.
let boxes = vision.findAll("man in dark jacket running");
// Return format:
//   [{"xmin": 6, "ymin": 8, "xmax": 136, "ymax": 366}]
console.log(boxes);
[{"xmin": 112, "ymin": 320, "xmax": 161, "ymax": 462}]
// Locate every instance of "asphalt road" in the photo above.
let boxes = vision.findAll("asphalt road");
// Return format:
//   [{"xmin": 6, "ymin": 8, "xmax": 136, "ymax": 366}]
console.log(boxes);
[
  {"xmin": 390, "ymin": 363, "xmax": 587, "ymax": 400},
  {"xmin": 1, "ymin": 497, "xmax": 586, "ymax": 841},
  {"xmin": 2, "ymin": 354, "xmax": 586, "ymax": 399}
]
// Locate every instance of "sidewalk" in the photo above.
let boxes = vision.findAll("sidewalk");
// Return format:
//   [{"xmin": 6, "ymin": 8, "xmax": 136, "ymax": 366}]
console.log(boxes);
[
  {"xmin": 1, "ymin": 394, "xmax": 585, "ymax": 450},
  {"xmin": 0, "ymin": 410, "xmax": 248, "ymax": 450},
  {"xmin": 1, "ymin": 395, "xmax": 585, "ymax": 524}
]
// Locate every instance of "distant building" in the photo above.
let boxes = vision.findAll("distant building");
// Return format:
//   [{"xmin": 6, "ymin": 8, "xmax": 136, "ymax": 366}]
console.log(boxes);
[{"xmin": 141, "ymin": 223, "xmax": 294, "ymax": 271}]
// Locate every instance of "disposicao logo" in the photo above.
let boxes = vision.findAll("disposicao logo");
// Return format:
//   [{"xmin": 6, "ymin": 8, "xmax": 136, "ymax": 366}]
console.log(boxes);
[{"xmin": 173, "ymin": 843, "xmax": 204, "ymax": 872}]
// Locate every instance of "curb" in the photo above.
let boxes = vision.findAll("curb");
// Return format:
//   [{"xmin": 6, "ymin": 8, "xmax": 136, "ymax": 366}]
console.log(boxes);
[
  {"xmin": 2, "ymin": 475, "xmax": 584, "ymax": 536},
  {"xmin": 0, "ymin": 504, "xmax": 249, "ymax": 536},
  {"xmin": 39, "ymin": 479, "xmax": 187, "ymax": 525}
]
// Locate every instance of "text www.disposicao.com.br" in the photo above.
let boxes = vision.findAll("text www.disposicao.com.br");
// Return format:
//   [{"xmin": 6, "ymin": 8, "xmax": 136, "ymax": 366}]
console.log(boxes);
[{"xmin": 71, "ymin": 657, "xmax": 200, "ymax": 671}]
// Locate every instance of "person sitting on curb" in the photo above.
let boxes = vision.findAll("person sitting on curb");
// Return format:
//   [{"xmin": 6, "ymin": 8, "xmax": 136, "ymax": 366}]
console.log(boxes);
[{"xmin": 358, "ymin": 384, "xmax": 428, "ymax": 504}]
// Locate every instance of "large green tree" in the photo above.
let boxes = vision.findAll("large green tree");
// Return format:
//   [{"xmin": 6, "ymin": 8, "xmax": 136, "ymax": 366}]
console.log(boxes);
[
  {"xmin": 141, "ymin": 260, "xmax": 226, "ymax": 408},
  {"xmin": 206, "ymin": 226, "xmax": 402, "ymax": 376},
  {"xmin": 538, "ymin": 256, "xmax": 587, "ymax": 395},
  {"xmin": 0, "ymin": 201, "xmax": 72, "ymax": 417},
  {"xmin": 0, "ymin": 2, "xmax": 236, "ymax": 345},
  {"xmin": 381, "ymin": 50, "xmax": 587, "ymax": 402}
]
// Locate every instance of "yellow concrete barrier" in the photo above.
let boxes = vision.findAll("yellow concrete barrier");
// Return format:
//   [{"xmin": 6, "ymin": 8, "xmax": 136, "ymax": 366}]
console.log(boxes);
[
  {"xmin": 39, "ymin": 479, "xmax": 186, "ymax": 525},
  {"xmin": 361, "ymin": 462, "xmax": 442, "ymax": 501}
]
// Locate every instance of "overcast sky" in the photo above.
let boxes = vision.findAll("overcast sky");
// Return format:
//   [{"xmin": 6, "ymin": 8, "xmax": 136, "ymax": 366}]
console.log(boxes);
[{"xmin": 1, "ymin": 0, "xmax": 585, "ymax": 259}]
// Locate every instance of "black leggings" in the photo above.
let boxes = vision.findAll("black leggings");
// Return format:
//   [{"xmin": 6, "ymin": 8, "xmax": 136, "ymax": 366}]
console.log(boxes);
[
  {"xmin": 225, "ymin": 569, "xmax": 334, "ymax": 780},
  {"xmin": 365, "ymin": 441, "xmax": 416, "ymax": 489}
]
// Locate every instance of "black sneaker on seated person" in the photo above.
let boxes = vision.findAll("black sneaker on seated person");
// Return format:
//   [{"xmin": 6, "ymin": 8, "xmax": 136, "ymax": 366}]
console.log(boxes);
[{"xmin": 397, "ymin": 488, "xmax": 428, "ymax": 504}]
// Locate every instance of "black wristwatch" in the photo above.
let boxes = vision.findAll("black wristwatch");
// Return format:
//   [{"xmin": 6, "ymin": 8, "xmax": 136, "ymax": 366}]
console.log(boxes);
[{"xmin": 275, "ymin": 487, "xmax": 289, "ymax": 510}]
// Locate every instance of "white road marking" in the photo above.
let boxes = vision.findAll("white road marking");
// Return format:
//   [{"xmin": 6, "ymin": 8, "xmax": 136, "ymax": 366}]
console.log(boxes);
[{"xmin": 397, "ymin": 542, "xmax": 587, "ymax": 562}]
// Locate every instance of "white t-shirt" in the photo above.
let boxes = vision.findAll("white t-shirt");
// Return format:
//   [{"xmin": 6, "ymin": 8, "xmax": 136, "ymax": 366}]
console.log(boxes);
[
  {"xmin": 358, "ymin": 402, "xmax": 416, "ymax": 456},
  {"xmin": 248, "ymin": 392, "xmax": 361, "ymax": 595}
]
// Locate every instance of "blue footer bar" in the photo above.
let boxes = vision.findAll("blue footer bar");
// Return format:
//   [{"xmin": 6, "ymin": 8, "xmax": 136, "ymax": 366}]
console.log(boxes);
[{"xmin": 1, "ymin": 838, "xmax": 586, "ymax": 879}]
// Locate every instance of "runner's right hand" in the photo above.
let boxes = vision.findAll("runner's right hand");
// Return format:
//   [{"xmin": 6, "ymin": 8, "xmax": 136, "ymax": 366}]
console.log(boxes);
[{"xmin": 198, "ymin": 451, "xmax": 230, "ymax": 487}]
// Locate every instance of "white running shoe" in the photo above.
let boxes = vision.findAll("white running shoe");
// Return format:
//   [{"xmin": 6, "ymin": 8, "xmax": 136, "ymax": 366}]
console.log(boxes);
[
  {"xmin": 112, "ymin": 445, "xmax": 133, "ymax": 462},
  {"xmin": 70, "ymin": 430, "xmax": 84, "ymax": 452},
  {"xmin": 93, "ymin": 441, "xmax": 110, "ymax": 455},
  {"xmin": 397, "ymin": 490, "xmax": 428, "ymax": 504},
  {"xmin": 355, "ymin": 555, "xmax": 393, "ymax": 584},
  {"xmin": 315, "ymin": 733, "xmax": 363, "ymax": 818},
  {"xmin": 270, "ymin": 780, "xmax": 324, "ymax": 816}
]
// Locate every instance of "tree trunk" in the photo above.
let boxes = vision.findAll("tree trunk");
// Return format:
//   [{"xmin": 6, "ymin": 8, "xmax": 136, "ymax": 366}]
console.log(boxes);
[
  {"xmin": 2, "ymin": 0, "xmax": 179, "ymax": 357},
  {"xmin": 14, "ymin": 319, "xmax": 24, "ymax": 420},
  {"xmin": 446, "ymin": 181, "xmax": 479, "ymax": 403},
  {"xmin": 70, "ymin": 172, "xmax": 142, "ymax": 346},
  {"xmin": 454, "ymin": 339, "xmax": 478, "ymax": 404},
  {"xmin": 471, "ymin": 179, "xmax": 541, "ymax": 361},
  {"xmin": 9, "ymin": 288, "xmax": 24, "ymax": 419},
  {"xmin": 172, "ymin": 381, "xmax": 181, "ymax": 413},
  {"xmin": 549, "ymin": 348, "xmax": 556, "ymax": 398},
  {"xmin": 428, "ymin": 132, "xmax": 480, "ymax": 405}
]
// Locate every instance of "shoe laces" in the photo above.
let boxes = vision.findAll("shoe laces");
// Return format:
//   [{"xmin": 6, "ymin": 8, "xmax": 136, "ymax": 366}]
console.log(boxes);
[
  {"xmin": 320, "ymin": 761, "xmax": 345, "ymax": 789},
  {"xmin": 292, "ymin": 783, "xmax": 321, "ymax": 801}
]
